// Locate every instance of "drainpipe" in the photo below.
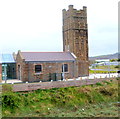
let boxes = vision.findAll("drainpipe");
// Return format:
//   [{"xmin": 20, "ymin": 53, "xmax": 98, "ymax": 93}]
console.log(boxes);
[
  {"xmin": 28, "ymin": 62, "xmax": 30, "ymax": 82},
  {"xmin": 73, "ymin": 61, "xmax": 74, "ymax": 78},
  {"xmin": 62, "ymin": 64, "xmax": 65, "ymax": 80}
]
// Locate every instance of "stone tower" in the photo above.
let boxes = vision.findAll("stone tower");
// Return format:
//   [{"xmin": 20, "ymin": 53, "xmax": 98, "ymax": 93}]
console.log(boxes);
[{"xmin": 62, "ymin": 5, "xmax": 89, "ymax": 76}]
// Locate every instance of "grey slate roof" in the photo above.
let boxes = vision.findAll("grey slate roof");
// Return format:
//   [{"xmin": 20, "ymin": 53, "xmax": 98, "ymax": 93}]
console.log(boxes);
[{"xmin": 21, "ymin": 52, "xmax": 75, "ymax": 62}]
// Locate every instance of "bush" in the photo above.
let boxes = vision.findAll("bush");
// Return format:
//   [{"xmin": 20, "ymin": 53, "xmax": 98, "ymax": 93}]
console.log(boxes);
[
  {"xmin": 99, "ymin": 88, "xmax": 113, "ymax": 96},
  {"xmin": 96, "ymin": 82, "xmax": 103, "ymax": 86},
  {"xmin": 2, "ymin": 93, "xmax": 20, "ymax": 110},
  {"xmin": 115, "ymin": 65, "xmax": 120, "ymax": 68},
  {"xmin": 103, "ymin": 81, "xmax": 111, "ymax": 85},
  {"xmin": 116, "ymin": 77, "xmax": 120, "ymax": 80}
]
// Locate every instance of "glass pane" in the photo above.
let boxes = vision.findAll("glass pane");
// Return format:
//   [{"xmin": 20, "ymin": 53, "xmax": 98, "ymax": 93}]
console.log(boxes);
[{"xmin": 35, "ymin": 65, "xmax": 42, "ymax": 73}]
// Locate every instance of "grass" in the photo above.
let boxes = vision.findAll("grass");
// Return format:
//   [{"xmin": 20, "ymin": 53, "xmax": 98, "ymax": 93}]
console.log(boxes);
[
  {"xmin": 2, "ymin": 83, "xmax": 13, "ymax": 93},
  {"xmin": 91, "ymin": 65, "xmax": 118, "ymax": 70},
  {"xmin": 45, "ymin": 102, "xmax": 119, "ymax": 117},
  {"xmin": 89, "ymin": 70, "xmax": 117, "ymax": 74},
  {"xmin": 89, "ymin": 65, "xmax": 118, "ymax": 74},
  {"xmin": 2, "ymin": 78, "xmax": 119, "ymax": 117}
]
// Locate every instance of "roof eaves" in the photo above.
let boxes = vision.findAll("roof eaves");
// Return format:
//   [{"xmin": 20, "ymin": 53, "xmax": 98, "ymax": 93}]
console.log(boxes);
[{"xmin": 25, "ymin": 60, "xmax": 75, "ymax": 62}]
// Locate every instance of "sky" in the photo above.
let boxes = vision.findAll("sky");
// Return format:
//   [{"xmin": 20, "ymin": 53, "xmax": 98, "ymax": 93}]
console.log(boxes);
[{"xmin": 0, "ymin": 0, "xmax": 118, "ymax": 56}]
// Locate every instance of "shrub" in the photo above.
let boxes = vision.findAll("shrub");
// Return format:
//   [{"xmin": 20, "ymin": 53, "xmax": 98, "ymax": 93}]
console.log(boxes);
[
  {"xmin": 96, "ymin": 82, "xmax": 103, "ymax": 86},
  {"xmin": 115, "ymin": 65, "xmax": 120, "ymax": 68},
  {"xmin": 2, "ymin": 93, "xmax": 20, "ymax": 110},
  {"xmin": 116, "ymin": 77, "xmax": 120, "ymax": 80},
  {"xmin": 99, "ymin": 88, "xmax": 113, "ymax": 96},
  {"xmin": 103, "ymin": 81, "xmax": 111, "ymax": 85}
]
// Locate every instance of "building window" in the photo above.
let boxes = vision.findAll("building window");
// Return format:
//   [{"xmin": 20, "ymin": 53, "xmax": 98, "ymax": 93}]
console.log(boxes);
[
  {"xmin": 35, "ymin": 65, "xmax": 42, "ymax": 73},
  {"xmin": 62, "ymin": 64, "xmax": 68, "ymax": 72}
]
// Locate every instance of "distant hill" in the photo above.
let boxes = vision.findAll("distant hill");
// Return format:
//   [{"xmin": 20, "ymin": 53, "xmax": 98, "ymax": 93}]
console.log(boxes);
[{"xmin": 89, "ymin": 52, "xmax": 119, "ymax": 61}]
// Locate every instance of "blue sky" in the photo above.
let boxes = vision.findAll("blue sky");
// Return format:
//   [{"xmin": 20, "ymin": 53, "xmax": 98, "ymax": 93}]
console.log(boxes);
[{"xmin": 0, "ymin": 0, "xmax": 118, "ymax": 56}]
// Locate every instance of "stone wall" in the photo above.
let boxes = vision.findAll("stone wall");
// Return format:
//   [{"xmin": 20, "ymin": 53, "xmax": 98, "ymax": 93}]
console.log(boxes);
[
  {"xmin": 13, "ymin": 78, "xmax": 113, "ymax": 92},
  {"xmin": 16, "ymin": 51, "xmax": 28, "ymax": 82},
  {"xmin": 27, "ymin": 61, "xmax": 77, "ymax": 82},
  {"xmin": 62, "ymin": 5, "xmax": 89, "ymax": 76}
]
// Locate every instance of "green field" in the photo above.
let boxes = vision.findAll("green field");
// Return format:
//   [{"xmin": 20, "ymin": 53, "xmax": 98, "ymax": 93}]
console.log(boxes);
[
  {"xmin": 94, "ymin": 65, "xmax": 118, "ymax": 70},
  {"xmin": 89, "ymin": 70, "xmax": 117, "ymax": 74},
  {"xmin": 2, "ymin": 78, "xmax": 119, "ymax": 117},
  {"xmin": 89, "ymin": 65, "xmax": 118, "ymax": 74},
  {"xmin": 92, "ymin": 65, "xmax": 119, "ymax": 70}
]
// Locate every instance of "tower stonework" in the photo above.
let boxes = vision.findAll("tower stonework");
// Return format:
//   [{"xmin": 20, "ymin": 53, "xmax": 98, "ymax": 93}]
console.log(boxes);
[{"xmin": 62, "ymin": 5, "xmax": 89, "ymax": 76}]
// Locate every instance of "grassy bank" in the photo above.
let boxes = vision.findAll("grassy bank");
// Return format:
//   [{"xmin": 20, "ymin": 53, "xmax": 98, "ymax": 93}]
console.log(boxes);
[{"xmin": 2, "ymin": 79, "xmax": 119, "ymax": 117}]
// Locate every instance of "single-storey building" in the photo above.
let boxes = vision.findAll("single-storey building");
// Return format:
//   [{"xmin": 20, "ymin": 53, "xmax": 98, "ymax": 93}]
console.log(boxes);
[{"xmin": 16, "ymin": 50, "xmax": 78, "ymax": 82}]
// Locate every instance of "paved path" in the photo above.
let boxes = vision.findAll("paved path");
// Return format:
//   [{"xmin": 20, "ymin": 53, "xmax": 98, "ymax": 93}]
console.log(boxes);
[{"xmin": 2, "ymin": 79, "xmax": 22, "ymax": 84}]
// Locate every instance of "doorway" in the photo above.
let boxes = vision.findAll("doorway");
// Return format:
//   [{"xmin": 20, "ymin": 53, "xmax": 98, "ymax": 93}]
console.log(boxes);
[{"xmin": 18, "ymin": 65, "xmax": 21, "ymax": 80}]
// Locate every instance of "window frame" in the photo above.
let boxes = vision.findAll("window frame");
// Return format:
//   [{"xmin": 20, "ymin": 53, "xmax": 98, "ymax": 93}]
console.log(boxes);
[
  {"xmin": 35, "ymin": 64, "xmax": 42, "ymax": 73},
  {"xmin": 62, "ymin": 64, "xmax": 69, "ymax": 73}
]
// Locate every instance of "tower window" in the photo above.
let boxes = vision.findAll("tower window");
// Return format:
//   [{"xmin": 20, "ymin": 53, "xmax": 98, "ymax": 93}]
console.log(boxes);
[
  {"xmin": 62, "ymin": 64, "xmax": 68, "ymax": 72},
  {"xmin": 35, "ymin": 65, "xmax": 42, "ymax": 73}
]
